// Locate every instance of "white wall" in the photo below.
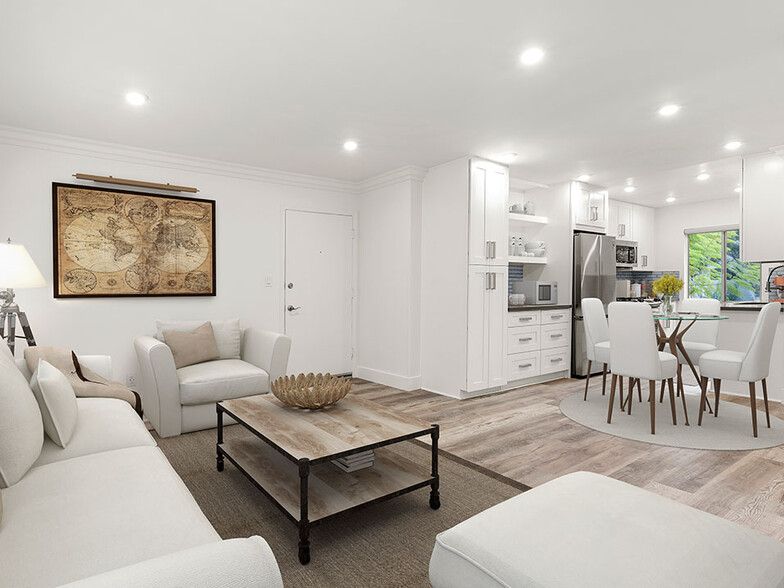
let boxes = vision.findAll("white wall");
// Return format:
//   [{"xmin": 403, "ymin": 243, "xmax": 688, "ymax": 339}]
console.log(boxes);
[
  {"xmin": 356, "ymin": 169, "xmax": 424, "ymax": 390},
  {"xmin": 0, "ymin": 128, "xmax": 358, "ymax": 384},
  {"xmin": 654, "ymin": 196, "xmax": 740, "ymax": 288}
]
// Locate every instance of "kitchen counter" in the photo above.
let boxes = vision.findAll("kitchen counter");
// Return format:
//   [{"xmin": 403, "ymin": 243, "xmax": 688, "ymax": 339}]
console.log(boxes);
[
  {"xmin": 508, "ymin": 304, "xmax": 571, "ymax": 312},
  {"xmin": 720, "ymin": 302, "xmax": 784, "ymax": 312}
]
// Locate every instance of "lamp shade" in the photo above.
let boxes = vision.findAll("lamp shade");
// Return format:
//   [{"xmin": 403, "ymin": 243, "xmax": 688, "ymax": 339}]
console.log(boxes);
[{"xmin": 0, "ymin": 242, "xmax": 46, "ymax": 288}]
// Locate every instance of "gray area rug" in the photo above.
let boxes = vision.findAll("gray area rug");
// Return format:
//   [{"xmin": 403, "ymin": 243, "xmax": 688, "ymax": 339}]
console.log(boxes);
[
  {"xmin": 561, "ymin": 389, "xmax": 784, "ymax": 450},
  {"xmin": 155, "ymin": 426, "xmax": 527, "ymax": 588}
]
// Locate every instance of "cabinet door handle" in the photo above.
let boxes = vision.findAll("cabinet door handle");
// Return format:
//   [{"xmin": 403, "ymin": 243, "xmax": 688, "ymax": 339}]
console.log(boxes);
[
  {"xmin": 619, "ymin": 223, "xmax": 625, "ymax": 236},
  {"xmin": 518, "ymin": 337, "xmax": 533, "ymax": 342},
  {"xmin": 490, "ymin": 241, "xmax": 497, "ymax": 259},
  {"xmin": 642, "ymin": 255, "xmax": 648, "ymax": 267},
  {"xmin": 485, "ymin": 241, "xmax": 492, "ymax": 259},
  {"xmin": 492, "ymin": 272, "xmax": 497, "ymax": 290},
  {"xmin": 486, "ymin": 272, "xmax": 492, "ymax": 290},
  {"xmin": 518, "ymin": 363, "xmax": 533, "ymax": 369},
  {"xmin": 550, "ymin": 358, "xmax": 564, "ymax": 363}
]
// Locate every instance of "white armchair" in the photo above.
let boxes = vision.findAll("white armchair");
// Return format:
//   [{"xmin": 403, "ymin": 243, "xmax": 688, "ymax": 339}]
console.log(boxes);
[{"xmin": 134, "ymin": 328, "xmax": 291, "ymax": 437}]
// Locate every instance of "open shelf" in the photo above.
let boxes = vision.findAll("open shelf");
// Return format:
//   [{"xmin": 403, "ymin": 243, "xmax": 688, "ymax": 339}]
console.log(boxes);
[
  {"xmin": 509, "ymin": 256, "xmax": 547, "ymax": 265},
  {"xmin": 509, "ymin": 212, "xmax": 548, "ymax": 224}
]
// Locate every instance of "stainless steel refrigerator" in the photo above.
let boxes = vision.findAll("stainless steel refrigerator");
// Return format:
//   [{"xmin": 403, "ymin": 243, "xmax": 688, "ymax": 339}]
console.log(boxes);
[{"xmin": 572, "ymin": 232, "xmax": 617, "ymax": 377}]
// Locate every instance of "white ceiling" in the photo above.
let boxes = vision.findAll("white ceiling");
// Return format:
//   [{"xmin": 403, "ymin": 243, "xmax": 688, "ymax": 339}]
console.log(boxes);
[{"xmin": 2, "ymin": 1, "xmax": 784, "ymax": 199}]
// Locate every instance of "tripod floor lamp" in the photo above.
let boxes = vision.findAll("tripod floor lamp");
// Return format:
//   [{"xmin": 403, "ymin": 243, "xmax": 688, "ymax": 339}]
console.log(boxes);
[{"xmin": 0, "ymin": 239, "xmax": 46, "ymax": 355}]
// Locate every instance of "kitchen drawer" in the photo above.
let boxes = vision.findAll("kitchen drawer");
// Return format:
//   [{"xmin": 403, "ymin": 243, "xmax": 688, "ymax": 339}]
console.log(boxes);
[
  {"xmin": 508, "ymin": 351, "xmax": 540, "ymax": 380},
  {"xmin": 540, "ymin": 323, "xmax": 569, "ymax": 350},
  {"xmin": 541, "ymin": 347, "xmax": 569, "ymax": 374},
  {"xmin": 508, "ymin": 326, "xmax": 539, "ymax": 354},
  {"xmin": 541, "ymin": 309, "xmax": 570, "ymax": 324},
  {"xmin": 507, "ymin": 310, "xmax": 540, "ymax": 327}
]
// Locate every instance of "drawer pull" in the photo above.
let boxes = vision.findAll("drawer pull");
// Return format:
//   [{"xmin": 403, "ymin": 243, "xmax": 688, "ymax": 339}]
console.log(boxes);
[
  {"xmin": 518, "ymin": 317, "xmax": 533, "ymax": 321},
  {"xmin": 550, "ymin": 333, "xmax": 563, "ymax": 338},
  {"xmin": 550, "ymin": 358, "xmax": 563, "ymax": 363},
  {"xmin": 518, "ymin": 337, "xmax": 533, "ymax": 343},
  {"xmin": 550, "ymin": 314, "xmax": 564, "ymax": 319},
  {"xmin": 518, "ymin": 363, "xmax": 533, "ymax": 369}
]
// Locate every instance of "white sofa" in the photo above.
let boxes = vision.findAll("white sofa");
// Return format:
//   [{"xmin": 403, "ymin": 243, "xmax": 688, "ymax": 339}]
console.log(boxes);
[
  {"xmin": 0, "ymin": 354, "xmax": 284, "ymax": 588},
  {"xmin": 134, "ymin": 327, "xmax": 291, "ymax": 437},
  {"xmin": 430, "ymin": 471, "xmax": 784, "ymax": 588}
]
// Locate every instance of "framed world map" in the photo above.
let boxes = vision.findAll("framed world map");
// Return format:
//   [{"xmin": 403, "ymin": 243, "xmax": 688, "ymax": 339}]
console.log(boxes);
[{"xmin": 52, "ymin": 183, "xmax": 216, "ymax": 297}]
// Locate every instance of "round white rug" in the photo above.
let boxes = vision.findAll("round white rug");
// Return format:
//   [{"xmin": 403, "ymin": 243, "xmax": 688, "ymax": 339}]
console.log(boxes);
[{"xmin": 560, "ymin": 389, "xmax": 784, "ymax": 450}]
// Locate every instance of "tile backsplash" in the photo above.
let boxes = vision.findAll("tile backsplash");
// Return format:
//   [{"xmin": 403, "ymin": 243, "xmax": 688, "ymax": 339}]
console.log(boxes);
[
  {"xmin": 615, "ymin": 270, "xmax": 681, "ymax": 299},
  {"xmin": 508, "ymin": 264, "xmax": 524, "ymax": 291}
]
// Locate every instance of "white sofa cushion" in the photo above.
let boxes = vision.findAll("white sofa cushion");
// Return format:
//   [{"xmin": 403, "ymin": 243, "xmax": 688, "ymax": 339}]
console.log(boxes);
[
  {"xmin": 29, "ymin": 359, "xmax": 79, "ymax": 447},
  {"xmin": 60, "ymin": 536, "xmax": 284, "ymax": 588},
  {"xmin": 429, "ymin": 471, "xmax": 784, "ymax": 588},
  {"xmin": 177, "ymin": 359, "xmax": 269, "ymax": 405},
  {"xmin": 0, "ymin": 446, "xmax": 220, "ymax": 587},
  {"xmin": 0, "ymin": 340, "xmax": 43, "ymax": 488},
  {"xmin": 34, "ymin": 398, "xmax": 155, "ymax": 467},
  {"xmin": 156, "ymin": 319, "xmax": 241, "ymax": 359}
]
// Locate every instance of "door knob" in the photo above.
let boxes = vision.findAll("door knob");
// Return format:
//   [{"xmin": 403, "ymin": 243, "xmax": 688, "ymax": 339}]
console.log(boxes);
[{"xmin": 287, "ymin": 305, "xmax": 301, "ymax": 311}]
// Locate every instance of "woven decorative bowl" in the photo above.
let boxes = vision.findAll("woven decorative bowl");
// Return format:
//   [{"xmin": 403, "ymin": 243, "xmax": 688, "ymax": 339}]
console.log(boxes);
[{"xmin": 270, "ymin": 373, "xmax": 352, "ymax": 409}]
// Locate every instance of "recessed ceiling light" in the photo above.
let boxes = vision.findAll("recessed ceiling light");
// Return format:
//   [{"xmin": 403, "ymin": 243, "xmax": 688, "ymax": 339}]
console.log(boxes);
[
  {"xmin": 724, "ymin": 141, "xmax": 742, "ymax": 151},
  {"xmin": 577, "ymin": 174, "xmax": 591, "ymax": 182},
  {"xmin": 696, "ymin": 173, "xmax": 710, "ymax": 181},
  {"xmin": 343, "ymin": 140, "xmax": 358, "ymax": 151},
  {"xmin": 499, "ymin": 152, "xmax": 517, "ymax": 163},
  {"xmin": 734, "ymin": 186, "xmax": 742, "ymax": 193},
  {"xmin": 125, "ymin": 91, "xmax": 148, "ymax": 106},
  {"xmin": 666, "ymin": 197, "xmax": 677, "ymax": 203},
  {"xmin": 520, "ymin": 47, "xmax": 545, "ymax": 65},
  {"xmin": 658, "ymin": 104, "xmax": 681, "ymax": 116},
  {"xmin": 624, "ymin": 186, "xmax": 636, "ymax": 193}
]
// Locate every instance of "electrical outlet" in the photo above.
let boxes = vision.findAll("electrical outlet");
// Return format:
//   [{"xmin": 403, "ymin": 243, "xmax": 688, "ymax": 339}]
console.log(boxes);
[{"xmin": 126, "ymin": 374, "xmax": 136, "ymax": 388}]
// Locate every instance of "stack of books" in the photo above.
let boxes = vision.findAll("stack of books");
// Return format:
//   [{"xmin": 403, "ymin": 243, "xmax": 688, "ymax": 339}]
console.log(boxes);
[{"xmin": 332, "ymin": 450, "xmax": 375, "ymax": 473}]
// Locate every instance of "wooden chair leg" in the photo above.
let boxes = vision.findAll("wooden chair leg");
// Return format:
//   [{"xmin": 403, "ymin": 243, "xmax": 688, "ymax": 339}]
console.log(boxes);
[
  {"xmin": 679, "ymin": 376, "xmax": 690, "ymax": 426},
  {"xmin": 601, "ymin": 364, "xmax": 608, "ymax": 396},
  {"xmin": 619, "ymin": 376, "xmax": 625, "ymax": 410},
  {"xmin": 676, "ymin": 364, "xmax": 682, "ymax": 397},
  {"xmin": 762, "ymin": 378, "xmax": 771, "ymax": 428},
  {"xmin": 627, "ymin": 378, "xmax": 634, "ymax": 415},
  {"xmin": 667, "ymin": 378, "xmax": 677, "ymax": 425},
  {"xmin": 659, "ymin": 379, "xmax": 665, "ymax": 403},
  {"xmin": 583, "ymin": 360, "xmax": 592, "ymax": 401},
  {"xmin": 698, "ymin": 376, "xmax": 709, "ymax": 426},
  {"xmin": 649, "ymin": 380, "xmax": 656, "ymax": 434},
  {"xmin": 637, "ymin": 379, "xmax": 642, "ymax": 402},
  {"xmin": 713, "ymin": 378, "xmax": 721, "ymax": 417},
  {"xmin": 607, "ymin": 374, "xmax": 618, "ymax": 424},
  {"xmin": 749, "ymin": 381, "xmax": 758, "ymax": 438}
]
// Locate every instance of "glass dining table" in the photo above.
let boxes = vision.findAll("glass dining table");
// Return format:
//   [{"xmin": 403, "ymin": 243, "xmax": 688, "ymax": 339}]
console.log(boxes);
[{"xmin": 652, "ymin": 312, "xmax": 729, "ymax": 424}]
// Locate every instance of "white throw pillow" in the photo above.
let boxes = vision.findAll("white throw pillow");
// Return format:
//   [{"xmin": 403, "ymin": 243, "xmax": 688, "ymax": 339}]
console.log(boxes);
[
  {"xmin": 0, "ymin": 340, "xmax": 44, "ymax": 487},
  {"xmin": 155, "ymin": 319, "xmax": 241, "ymax": 360},
  {"xmin": 29, "ymin": 360, "xmax": 79, "ymax": 448}
]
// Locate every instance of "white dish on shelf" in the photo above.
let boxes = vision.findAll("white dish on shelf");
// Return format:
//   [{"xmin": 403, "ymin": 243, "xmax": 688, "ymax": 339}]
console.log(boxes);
[
  {"xmin": 524, "ymin": 241, "xmax": 545, "ymax": 250},
  {"xmin": 528, "ymin": 248, "xmax": 546, "ymax": 257}
]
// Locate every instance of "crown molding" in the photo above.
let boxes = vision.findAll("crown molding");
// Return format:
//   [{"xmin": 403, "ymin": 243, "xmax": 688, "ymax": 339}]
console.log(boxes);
[
  {"xmin": 770, "ymin": 145, "xmax": 784, "ymax": 157},
  {"xmin": 357, "ymin": 165, "xmax": 428, "ymax": 193},
  {"xmin": 0, "ymin": 125, "xmax": 357, "ymax": 194},
  {"xmin": 510, "ymin": 177, "xmax": 549, "ymax": 191}
]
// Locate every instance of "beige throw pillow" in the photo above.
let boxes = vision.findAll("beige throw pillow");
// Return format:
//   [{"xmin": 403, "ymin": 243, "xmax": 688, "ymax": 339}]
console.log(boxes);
[
  {"xmin": 163, "ymin": 322, "xmax": 220, "ymax": 369},
  {"xmin": 155, "ymin": 319, "xmax": 241, "ymax": 359},
  {"xmin": 30, "ymin": 360, "xmax": 79, "ymax": 448}
]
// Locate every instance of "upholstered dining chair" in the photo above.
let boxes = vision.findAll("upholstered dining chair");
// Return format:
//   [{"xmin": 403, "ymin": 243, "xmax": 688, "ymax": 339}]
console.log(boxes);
[
  {"xmin": 698, "ymin": 302, "xmax": 781, "ymax": 437},
  {"xmin": 607, "ymin": 302, "xmax": 680, "ymax": 434},
  {"xmin": 659, "ymin": 297, "xmax": 721, "ymax": 402},
  {"xmin": 582, "ymin": 298, "xmax": 611, "ymax": 401}
]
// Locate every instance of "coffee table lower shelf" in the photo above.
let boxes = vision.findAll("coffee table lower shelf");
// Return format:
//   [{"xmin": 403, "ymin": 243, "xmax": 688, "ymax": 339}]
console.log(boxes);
[{"xmin": 218, "ymin": 436, "xmax": 438, "ymax": 563}]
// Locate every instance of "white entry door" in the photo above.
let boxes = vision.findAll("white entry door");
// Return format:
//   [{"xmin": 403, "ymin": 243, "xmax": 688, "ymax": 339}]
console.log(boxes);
[{"xmin": 284, "ymin": 210, "xmax": 354, "ymax": 375}]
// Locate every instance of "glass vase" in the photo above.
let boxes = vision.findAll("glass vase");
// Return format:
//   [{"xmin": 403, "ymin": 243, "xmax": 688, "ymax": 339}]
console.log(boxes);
[{"xmin": 662, "ymin": 294, "xmax": 674, "ymax": 315}]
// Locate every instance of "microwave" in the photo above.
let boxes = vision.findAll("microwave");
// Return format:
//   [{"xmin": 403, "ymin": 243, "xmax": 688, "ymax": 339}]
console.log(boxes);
[
  {"xmin": 519, "ymin": 281, "xmax": 558, "ymax": 305},
  {"xmin": 616, "ymin": 240, "xmax": 638, "ymax": 269}
]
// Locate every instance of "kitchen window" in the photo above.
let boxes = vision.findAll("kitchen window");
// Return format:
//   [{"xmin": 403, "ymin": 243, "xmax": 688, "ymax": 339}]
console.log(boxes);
[{"xmin": 687, "ymin": 228, "xmax": 760, "ymax": 301}]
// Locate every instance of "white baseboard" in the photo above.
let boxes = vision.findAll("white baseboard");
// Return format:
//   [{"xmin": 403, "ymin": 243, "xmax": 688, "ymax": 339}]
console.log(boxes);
[{"xmin": 354, "ymin": 366, "xmax": 421, "ymax": 392}]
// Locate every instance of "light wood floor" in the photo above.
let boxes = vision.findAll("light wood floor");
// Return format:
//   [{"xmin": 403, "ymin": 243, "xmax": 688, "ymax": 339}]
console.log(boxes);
[{"xmin": 353, "ymin": 377, "xmax": 784, "ymax": 542}]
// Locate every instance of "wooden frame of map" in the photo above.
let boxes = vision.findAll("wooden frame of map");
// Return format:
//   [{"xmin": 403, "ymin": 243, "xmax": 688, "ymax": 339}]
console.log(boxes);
[{"xmin": 52, "ymin": 182, "xmax": 216, "ymax": 298}]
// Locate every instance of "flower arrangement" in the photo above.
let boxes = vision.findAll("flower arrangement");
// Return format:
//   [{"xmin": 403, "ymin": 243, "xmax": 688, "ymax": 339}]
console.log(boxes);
[{"xmin": 652, "ymin": 273, "xmax": 683, "ymax": 296}]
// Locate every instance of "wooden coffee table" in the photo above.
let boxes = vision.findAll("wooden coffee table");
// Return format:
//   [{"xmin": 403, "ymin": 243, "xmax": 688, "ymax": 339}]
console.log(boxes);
[{"xmin": 216, "ymin": 395, "xmax": 440, "ymax": 564}]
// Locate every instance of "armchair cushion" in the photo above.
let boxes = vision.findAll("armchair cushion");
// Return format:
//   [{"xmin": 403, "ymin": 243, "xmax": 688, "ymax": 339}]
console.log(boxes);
[
  {"xmin": 156, "ymin": 319, "xmax": 241, "ymax": 359},
  {"xmin": 29, "ymin": 359, "xmax": 79, "ymax": 448},
  {"xmin": 178, "ymin": 359, "xmax": 269, "ymax": 405},
  {"xmin": 163, "ymin": 322, "xmax": 220, "ymax": 369}
]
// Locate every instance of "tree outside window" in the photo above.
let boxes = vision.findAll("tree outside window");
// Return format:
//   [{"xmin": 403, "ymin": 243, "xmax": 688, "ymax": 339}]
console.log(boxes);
[{"xmin": 688, "ymin": 229, "xmax": 760, "ymax": 301}]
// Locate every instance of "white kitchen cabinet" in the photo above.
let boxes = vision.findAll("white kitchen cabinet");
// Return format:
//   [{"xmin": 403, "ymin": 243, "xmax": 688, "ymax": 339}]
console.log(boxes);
[
  {"xmin": 608, "ymin": 201, "xmax": 633, "ymax": 240},
  {"xmin": 506, "ymin": 309, "xmax": 570, "ymax": 385},
  {"xmin": 572, "ymin": 181, "xmax": 608, "ymax": 233},
  {"xmin": 469, "ymin": 159, "xmax": 509, "ymax": 266},
  {"xmin": 421, "ymin": 157, "xmax": 511, "ymax": 398},
  {"xmin": 466, "ymin": 266, "xmax": 508, "ymax": 392},
  {"xmin": 632, "ymin": 204, "xmax": 655, "ymax": 270},
  {"xmin": 741, "ymin": 151, "xmax": 784, "ymax": 262}
]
